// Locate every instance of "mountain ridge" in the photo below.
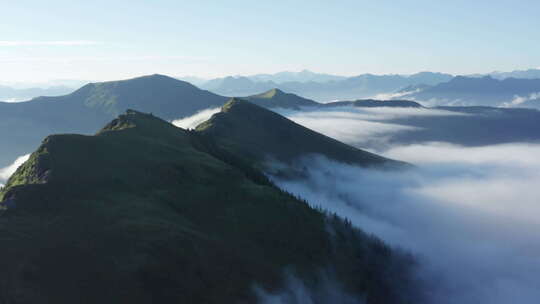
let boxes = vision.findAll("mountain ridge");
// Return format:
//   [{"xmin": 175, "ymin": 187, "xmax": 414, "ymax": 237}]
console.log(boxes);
[
  {"xmin": 195, "ymin": 98, "xmax": 404, "ymax": 169},
  {"xmin": 403, "ymin": 76, "xmax": 540, "ymax": 107},
  {"xmin": 0, "ymin": 109, "xmax": 419, "ymax": 304},
  {"xmin": 0, "ymin": 74, "xmax": 228, "ymax": 168}
]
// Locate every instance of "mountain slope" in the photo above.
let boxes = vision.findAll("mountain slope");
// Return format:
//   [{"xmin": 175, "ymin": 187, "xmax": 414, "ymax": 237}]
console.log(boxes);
[
  {"xmin": 245, "ymin": 88, "xmax": 320, "ymax": 109},
  {"xmin": 0, "ymin": 74, "xmax": 228, "ymax": 168},
  {"xmin": 40, "ymin": 74, "xmax": 227, "ymax": 119},
  {"xmin": 0, "ymin": 110, "xmax": 419, "ymax": 304},
  {"xmin": 195, "ymin": 99, "xmax": 403, "ymax": 169}
]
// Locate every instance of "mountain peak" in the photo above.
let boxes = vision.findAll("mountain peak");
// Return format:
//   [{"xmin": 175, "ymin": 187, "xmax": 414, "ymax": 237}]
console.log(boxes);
[
  {"xmin": 98, "ymin": 109, "xmax": 188, "ymax": 140},
  {"xmin": 245, "ymin": 89, "xmax": 319, "ymax": 109},
  {"xmin": 197, "ymin": 99, "xmax": 402, "ymax": 168},
  {"xmin": 66, "ymin": 74, "xmax": 228, "ymax": 119},
  {"xmin": 251, "ymin": 88, "xmax": 284, "ymax": 99},
  {"xmin": 0, "ymin": 107, "xmax": 416, "ymax": 303}
]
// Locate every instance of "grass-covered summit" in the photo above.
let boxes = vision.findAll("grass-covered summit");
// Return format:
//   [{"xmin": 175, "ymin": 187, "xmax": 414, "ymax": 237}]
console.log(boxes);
[
  {"xmin": 0, "ymin": 110, "xmax": 419, "ymax": 303},
  {"xmin": 245, "ymin": 88, "xmax": 319, "ymax": 109},
  {"xmin": 0, "ymin": 74, "xmax": 228, "ymax": 168},
  {"xmin": 196, "ymin": 98, "xmax": 403, "ymax": 169}
]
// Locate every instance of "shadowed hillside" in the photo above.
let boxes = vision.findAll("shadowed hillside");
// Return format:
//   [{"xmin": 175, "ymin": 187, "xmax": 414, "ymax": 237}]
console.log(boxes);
[
  {"xmin": 0, "ymin": 110, "xmax": 419, "ymax": 304},
  {"xmin": 195, "ymin": 99, "xmax": 403, "ymax": 169},
  {"xmin": 0, "ymin": 74, "xmax": 227, "ymax": 168}
]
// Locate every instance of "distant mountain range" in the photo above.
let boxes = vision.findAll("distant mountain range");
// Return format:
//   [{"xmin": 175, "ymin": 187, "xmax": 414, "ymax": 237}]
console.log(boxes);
[
  {"xmin": 198, "ymin": 72, "xmax": 454, "ymax": 101},
  {"xmin": 178, "ymin": 70, "xmax": 347, "ymax": 87},
  {"xmin": 179, "ymin": 68, "xmax": 540, "ymax": 102},
  {"xmin": 402, "ymin": 76, "xmax": 540, "ymax": 107},
  {"xmin": 0, "ymin": 85, "xmax": 74, "ymax": 101},
  {"xmin": 3, "ymin": 73, "xmax": 539, "ymax": 169},
  {"xmin": 470, "ymin": 68, "xmax": 540, "ymax": 80},
  {"xmin": 248, "ymin": 69, "xmax": 348, "ymax": 83},
  {"xmin": 5, "ymin": 68, "xmax": 540, "ymax": 103},
  {"xmin": 0, "ymin": 104, "xmax": 415, "ymax": 303}
]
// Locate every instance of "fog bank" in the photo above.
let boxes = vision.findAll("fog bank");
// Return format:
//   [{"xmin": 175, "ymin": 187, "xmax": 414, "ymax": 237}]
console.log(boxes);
[{"xmin": 269, "ymin": 143, "xmax": 540, "ymax": 304}]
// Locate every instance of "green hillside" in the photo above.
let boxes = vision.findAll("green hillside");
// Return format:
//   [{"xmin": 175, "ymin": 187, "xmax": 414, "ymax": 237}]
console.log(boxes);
[
  {"xmin": 196, "ymin": 98, "xmax": 403, "ymax": 170},
  {"xmin": 72, "ymin": 74, "xmax": 227, "ymax": 119},
  {"xmin": 0, "ymin": 110, "xmax": 418, "ymax": 303},
  {"xmin": 0, "ymin": 74, "xmax": 228, "ymax": 168},
  {"xmin": 245, "ymin": 88, "xmax": 319, "ymax": 109}
]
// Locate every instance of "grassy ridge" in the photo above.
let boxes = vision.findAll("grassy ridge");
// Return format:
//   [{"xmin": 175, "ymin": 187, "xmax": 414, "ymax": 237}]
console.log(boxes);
[
  {"xmin": 0, "ymin": 110, "xmax": 419, "ymax": 303},
  {"xmin": 196, "ymin": 99, "xmax": 402, "ymax": 169}
]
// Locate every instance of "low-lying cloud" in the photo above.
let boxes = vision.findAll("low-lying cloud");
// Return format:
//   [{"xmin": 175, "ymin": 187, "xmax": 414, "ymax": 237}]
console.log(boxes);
[
  {"xmin": 168, "ymin": 104, "xmax": 539, "ymax": 303},
  {"xmin": 0, "ymin": 154, "xmax": 30, "ymax": 187},
  {"xmin": 255, "ymin": 271, "xmax": 363, "ymax": 304},
  {"xmin": 266, "ymin": 105, "xmax": 540, "ymax": 303},
  {"xmin": 171, "ymin": 107, "xmax": 221, "ymax": 129},
  {"xmin": 371, "ymin": 88, "xmax": 421, "ymax": 100},
  {"xmin": 501, "ymin": 92, "xmax": 540, "ymax": 107},
  {"xmin": 276, "ymin": 106, "xmax": 466, "ymax": 149},
  {"xmin": 269, "ymin": 144, "xmax": 540, "ymax": 304}
]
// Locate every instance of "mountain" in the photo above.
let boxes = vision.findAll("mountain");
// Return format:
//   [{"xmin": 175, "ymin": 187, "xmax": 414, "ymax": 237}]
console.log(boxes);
[
  {"xmin": 403, "ymin": 76, "xmax": 540, "ymax": 107},
  {"xmin": 470, "ymin": 68, "xmax": 540, "ymax": 80},
  {"xmin": 0, "ymin": 110, "xmax": 419, "ymax": 303},
  {"xmin": 195, "ymin": 99, "xmax": 402, "ymax": 170},
  {"xmin": 62, "ymin": 74, "xmax": 227, "ymax": 119},
  {"xmin": 325, "ymin": 99, "xmax": 422, "ymax": 108},
  {"xmin": 200, "ymin": 72, "xmax": 453, "ymax": 102},
  {"xmin": 0, "ymin": 85, "xmax": 74, "ymax": 101},
  {"xmin": 0, "ymin": 74, "xmax": 228, "ymax": 168},
  {"xmin": 196, "ymin": 70, "xmax": 347, "ymax": 91},
  {"xmin": 201, "ymin": 76, "xmax": 277, "ymax": 96},
  {"xmin": 245, "ymin": 88, "xmax": 320, "ymax": 109},
  {"xmin": 249, "ymin": 70, "xmax": 347, "ymax": 83}
]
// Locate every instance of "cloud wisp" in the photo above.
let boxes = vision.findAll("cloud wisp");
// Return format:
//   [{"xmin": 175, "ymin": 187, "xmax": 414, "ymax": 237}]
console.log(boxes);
[
  {"xmin": 371, "ymin": 88, "xmax": 422, "ymax": 100},
  {"xmin": 275, "ymin": 106, "xmax": 466, "ymax": 149},
  {"xmin": 0, "ymin": 154, "xmax": 30, "ymax": 187},
  {"xmin": 172, "ymin": 107, "xmax": 221, "ymax": 129},
  {"xmin": 501, "ymin": 92, "xmax": 540, "ymax": 107}
]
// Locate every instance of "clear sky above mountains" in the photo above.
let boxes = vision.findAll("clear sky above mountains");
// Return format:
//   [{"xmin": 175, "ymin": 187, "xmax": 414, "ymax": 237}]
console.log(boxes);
[{"xmin": 2, "ymin": 0, "xmax": 539, "ymax": 82}]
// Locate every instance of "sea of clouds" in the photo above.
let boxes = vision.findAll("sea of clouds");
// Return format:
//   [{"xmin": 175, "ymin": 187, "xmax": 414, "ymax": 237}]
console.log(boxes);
[
  {"xmin": 266, "ymin": 106, "xmax": 540, "ymax": 304},
  {"xmin": 2, "ymin": 104, "xmax": 538, "ymax": 303},
  {"xmin": 168, "ymin": 104, "xmax": 540, "ymax": 303}
]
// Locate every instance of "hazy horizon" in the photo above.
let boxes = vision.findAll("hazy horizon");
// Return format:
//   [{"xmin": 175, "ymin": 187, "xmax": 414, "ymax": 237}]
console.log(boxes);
[
  {"xmin": 3, "ymin": 1, "xmax": 540, "ymax": 83},
  {"xmin": 2, "ymin": 67, "xmax": 540, "ymax": 89}
]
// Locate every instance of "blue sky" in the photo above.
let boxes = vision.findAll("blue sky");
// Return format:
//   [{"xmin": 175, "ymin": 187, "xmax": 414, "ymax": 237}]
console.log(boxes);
[{"xmin": 1, "ymin": 0, "xmax": 539, "ymax": 82}]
